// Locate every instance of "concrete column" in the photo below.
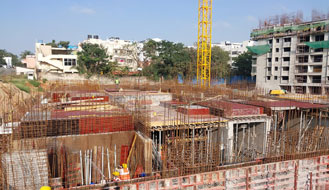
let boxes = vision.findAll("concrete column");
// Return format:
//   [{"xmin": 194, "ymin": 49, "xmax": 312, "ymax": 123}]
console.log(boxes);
[{"xmin": 227, "ymin": 121, "xmax": 234, "ymax": 162}]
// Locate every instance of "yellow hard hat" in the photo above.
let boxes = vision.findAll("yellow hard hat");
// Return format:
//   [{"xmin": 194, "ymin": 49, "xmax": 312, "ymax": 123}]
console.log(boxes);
[
  {"xmin": 40, "ymin": 186, "xmax": 51, "ymax": 190},
  {"xmin": 113, "ymin": 171, "xmax": 120, "ymax": 176},
  {"xmin": 122, "ymin": 163, "xmax": 127, "ymax": 169}
]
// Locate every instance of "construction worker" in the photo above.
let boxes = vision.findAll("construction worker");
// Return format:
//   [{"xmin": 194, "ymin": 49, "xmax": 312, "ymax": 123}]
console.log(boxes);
[
  {"xmin": 119, "ymin": 163, "xmax": 130, "ymax": 181},
  {"xmin": 112, "ymin": 171, "xmax": 121, "ymax": 182},
  {"xmin": 115, "ymin": 78, "xmax": 120, "ymax": 89},
  {"xmin": 40, "ymin": 186, "xmax": 51, "ymax": 190}
]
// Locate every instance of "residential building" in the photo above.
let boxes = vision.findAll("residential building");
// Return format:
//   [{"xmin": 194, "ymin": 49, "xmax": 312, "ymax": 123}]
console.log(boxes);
[
  {"xmin": 21, "ymin": 55, "xmax": 36, "ymax": 69},
  {"xmin": 212, "ymin": 40, "xmax": 254, "ymax": 66},
  {"xmin": 81, "ymin": 36, "xmax": 144, "ymax": 71},
  {"xmin": 250, "ymin": 19, "xmax": 329, "ymax": 94},
  {"xmin": 35, "ymin": 42, "xmax": 78, "ymax": 74},
  {"xmin": 3, "ymin": 57, "xmax": 12, "ymax": 68}
]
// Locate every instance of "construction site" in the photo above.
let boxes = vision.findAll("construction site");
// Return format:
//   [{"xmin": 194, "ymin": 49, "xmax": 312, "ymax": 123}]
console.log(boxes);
[
  {"xmin": 0, "ymin": 79, "xmax": 328, "ymax": 189},
  {"xmin": 1, "ymin": 0, "xmax": 329, "ymax": 189}
]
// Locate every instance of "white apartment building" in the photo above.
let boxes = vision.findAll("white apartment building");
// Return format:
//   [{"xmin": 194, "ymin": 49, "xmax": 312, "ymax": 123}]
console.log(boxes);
[
  {"xmin": 81, "ymin": 36, "xmax": 144, "ymax": 71},
  {"xmin": 35, "ymin": 42, "xmax": 78, "ymax": 74},
  {"xmin": 250, "ymin": 19, "xmax": 329, "ymax": 94},
  {"xmin": 212, "ymin": 40, "xmax": 254, "ymax": 66}
]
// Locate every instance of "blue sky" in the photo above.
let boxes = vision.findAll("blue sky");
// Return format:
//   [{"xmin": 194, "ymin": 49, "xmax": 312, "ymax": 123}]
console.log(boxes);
[{"xmin": 0, "ymin": 0, "xmax": 328, "ymax": 55}]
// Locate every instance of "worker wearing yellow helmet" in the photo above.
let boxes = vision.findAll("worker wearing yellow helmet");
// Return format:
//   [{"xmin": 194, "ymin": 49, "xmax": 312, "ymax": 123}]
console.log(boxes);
[
  {"xmin": 119, "ymin": 163, "xmax": 130, "ymax": 180},
  {"xmin": 40, "ymin": 186, "xmax": 51, "ymax": 190},
  {"xmin": 112, "ymin": 171, "xmax": 121, "ymax": 182}
]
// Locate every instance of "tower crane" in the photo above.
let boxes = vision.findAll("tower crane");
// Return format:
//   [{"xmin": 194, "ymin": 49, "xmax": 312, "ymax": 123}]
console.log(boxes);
[{"xmin": 197, "ymin": 0, "xmax": 213, "ymax": 87}]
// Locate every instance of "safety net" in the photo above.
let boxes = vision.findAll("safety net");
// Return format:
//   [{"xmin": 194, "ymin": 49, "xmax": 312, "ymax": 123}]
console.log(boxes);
[
  {"xmin": 305, "ymin": 41, "xmax": 329, "ymax": 49},
  {"xmin": 247, "ymin": 45, "xmax": 271, "ymax": 55}
]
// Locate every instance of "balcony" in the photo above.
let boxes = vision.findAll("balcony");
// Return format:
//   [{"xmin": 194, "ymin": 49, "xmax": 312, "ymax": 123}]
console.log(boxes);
[
  {"xmin": 283, "ymin": 42, "xmax": 291, "ymax": 47},
  {"xmin": 280, "ymin": 79, "xmax": 289, "ymax": 84},
  {"xmin": 281, "ymin": 71, "xmax": 289, "ymax": 76},
  {"xmin": 295, "ymin": 69, "xmax": 308, "ymax": 74}
]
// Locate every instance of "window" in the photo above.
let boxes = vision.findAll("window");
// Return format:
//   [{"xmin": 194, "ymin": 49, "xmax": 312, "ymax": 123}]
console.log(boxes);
[
  {"xmin": 274, "ymin": 76, "xmax": 278, "ymax": 80},
  {"xmin": 282, "ymin": 76, "xmax": 289, "ymax": 80},
  {"xmin": 64, "ymin": 59, "xmax": 76, "ymax": 66},
  {"xmin": 283, "ymin": 57, "xmax": 290, "ymax": 62},
  {"xmin": 298, "ymin": 56, "xmax": 308, "ymax": 63},
  {"xmin": 268, "ymin": 58, "xmax": 272, "ymax": 62},
  {"xmin": 110, "ymin": 55, "xmax": 113, "ymax": 59},
  {"xmin": 269, "ymin": 39, "xmax": 273, "ymax": 44},
  {"xmin": 275, "ymin": 57, "xmax": 279, "ymax": 62},
  {"xmin": 276, "ymin": 48, "xmax": 279, "ymax": 52},
  {"xmin": 284, "ymin": 47, "xmax": 291, "ymax": 52},
  {"xmin": 276, "ymin": 39, "xmax": 280, "ymax": 43},
  {"xmin": 283, "ymin": 67, "xmax": 289, "ymax": 71},
  {"xmin": 297, "ymin": 45, "xmax": 309, "ymax": 53},
  {"xmin": 315, "ymin": 34, "xmax": 324, "ymax": 42},
  {"xmin": 314, "ymin": 55, "xmax": 323, "ymax": 62},
  {"xmin": 315, "ymin": 48, "xmax": 323, "ymax": 52},
  {"xmin": 267, "ymin": 67, "xmax": 271, "ymax": 72},
  {"xmin": 284, "ymin": 38, "xmax": 291, "ymax": 42},
  {"xmin": 275, "ymin": 67, "xmax": 278, "ymax": 71},
  {"xmin": 267, "ymin": 76, "xmax": 271, "ymax": 80},
  {"xmin": 312, "ymin": 76, "xmax": 321, "ymax": 83},
  {"xmin": 299, "ymin": 35, "xmax": 310, "ymax": 43}
]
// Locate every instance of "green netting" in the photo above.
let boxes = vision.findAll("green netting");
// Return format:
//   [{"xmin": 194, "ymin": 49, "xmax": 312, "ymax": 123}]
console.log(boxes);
[
  {"xmin": 251, "ymin": 20, "xmax": 329, "ymax": 38},
  {"xmin": 247, "ymin": 45, "xmax": 271, "ymax": 55},
  {"xmin": 304, "ymin": 41, "xmax": 329, "ymax": 49}
]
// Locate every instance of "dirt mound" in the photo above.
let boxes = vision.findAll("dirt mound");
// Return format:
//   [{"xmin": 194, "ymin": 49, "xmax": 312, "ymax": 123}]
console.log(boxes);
[{"xmin": 0, "ymin": 82, "xmax": 32, "ymax": 119}]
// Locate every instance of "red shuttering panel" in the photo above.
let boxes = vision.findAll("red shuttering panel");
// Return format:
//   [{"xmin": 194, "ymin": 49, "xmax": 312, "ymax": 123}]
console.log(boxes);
[
  {"xmin": 177, "ymin": 106, "xmax": 210, "ymax": 115},
  {"xmin": 79, "ymin": 115, "xmax": 134, "ymax": 134}
]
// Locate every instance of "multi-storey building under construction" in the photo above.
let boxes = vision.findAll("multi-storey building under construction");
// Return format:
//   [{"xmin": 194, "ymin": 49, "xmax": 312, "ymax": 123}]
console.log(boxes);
[{"xmin": 250, "ymin": 17, "xmax": 329, "ymax": 94}]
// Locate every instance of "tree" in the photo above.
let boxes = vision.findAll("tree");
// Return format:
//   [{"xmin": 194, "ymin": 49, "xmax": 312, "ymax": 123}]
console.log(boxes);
[
  {"xmin": 232, "ymin": 51, "xmax": 253, "ymax": 77},
  {"xmin": 20, "ymin": 50, "xmax": 33, "ymax": 59},
  {"xmin": 46, "ymin": 40, "xmax": 70, "ymax": 49},
  {"xmin": 121, "ymin": 42, "xmax": 142, "ymax": 68},
  {"xmin": 211, "ymin": 46, "xmax": 231, "ymax": 78},
  {"xmin": 142, "ymin": 40, "xmax": 193, "ymax": 80},
  {"xmin": 77, "ymin": 43, "xmax": 118, "ymax": 76},
  {"xmin": 58, "ymin": 41, "xmax": 70, "ymax": 49},
  {"xmin": 46, "ymin": 40, "xmax": 58, "ymax": 48}
]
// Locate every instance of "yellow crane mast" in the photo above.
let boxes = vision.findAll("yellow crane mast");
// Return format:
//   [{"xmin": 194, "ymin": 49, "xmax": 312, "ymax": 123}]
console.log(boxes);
[{"xmin": 197, "ymin": 0, "xmax": 213, "ymax": 87}]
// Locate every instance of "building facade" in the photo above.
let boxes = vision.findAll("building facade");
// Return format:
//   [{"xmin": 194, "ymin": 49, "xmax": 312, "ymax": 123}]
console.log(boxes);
[
  {"xmin": 35, "ymin": 43, "xmax": 78, "ymax": 74},
  {"xmin": 250, "ymin": 19, "xmax": 329, "ymax": 94},
  {"xmin": 81, "ymin": 36, "xmax": 144, "ymax": 71},
  {"xmin": 212, "ymin": 40, "xmax": 254, "ymax": 66},
  {"xmin": 21, "ymin": 55, "xmax": 36, "ymax": 69}
]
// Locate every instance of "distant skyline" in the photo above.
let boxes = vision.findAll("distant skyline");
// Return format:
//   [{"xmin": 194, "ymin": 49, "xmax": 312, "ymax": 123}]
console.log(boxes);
[{"xmin": 0, "ymin": 0, "xmax": 328, "ymax": 55}]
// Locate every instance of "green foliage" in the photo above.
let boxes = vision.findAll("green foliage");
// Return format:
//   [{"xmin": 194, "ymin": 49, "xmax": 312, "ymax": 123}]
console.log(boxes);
[
  {"xmin": 58, "ymin": 41, "xmax": 70, "ymax": 49},
  {"xmin": 0, "ymin": 49, "xmax": 22, "ymax": 67},
  {"xmin": 46, "ymin": 40, "xmax": 70, "ymax": 48},
  {"xmin": 20, "ymin": 50, "xmax": 33, "ymax": 59},
  {"xmin": 46, "ymin": 40, "xmax": 58, "ymax": 48},
  {"xmin": 28, "ymin": 80, "xmax": 41, "ymax": 87},
  {"xmin": 14, "ymin": 83, "xmax": 30, "ymax": 93},
  {"xmin": 9, "ymin": 77, "xmax": 31, "ymax": 93},
  {"xmin": 142, "ymin": 40, "xmax": 231, "ymax": 80},
  {"xmin": 38, "ymin": 87, "xmax": 44, "ymax": 92},
  {"xmin": 77, "ymin": 43, "xmax": 118, "ymax": 76},
  {"xmin": 211, "ymin": 46, "xmax": 231, "ymax": 78},
  {"xmin": 42, "ymin": 78, "xmax": 48, "ymax": 83},
  {"xmin": 142, "ymin": 40, "xmax": 196, "ymax": 80},
  {"xmin": 232, "ymin": 51, "xmax": 253, "ymax": 77}
]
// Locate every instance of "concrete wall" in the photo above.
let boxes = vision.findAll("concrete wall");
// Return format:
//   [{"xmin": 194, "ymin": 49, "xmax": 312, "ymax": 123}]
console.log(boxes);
[{"xmin": 119, "ymin": 155, "xmax": 329, "ymax": 189}]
